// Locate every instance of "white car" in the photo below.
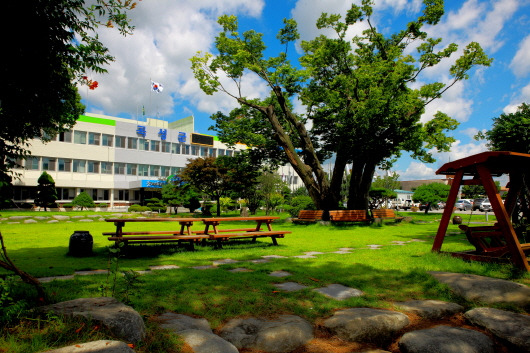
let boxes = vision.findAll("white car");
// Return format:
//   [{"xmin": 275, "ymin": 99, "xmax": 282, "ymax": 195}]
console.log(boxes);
[
  {"xmin": 480, "ymin": 199, "xmax": 492, "ymax": 212},
  {"xmin": 455, "ymin": 199, "xmax": 472, "ymax": 211}
]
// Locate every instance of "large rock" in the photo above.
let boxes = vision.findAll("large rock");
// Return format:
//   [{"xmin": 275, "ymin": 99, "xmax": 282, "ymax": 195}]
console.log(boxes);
[
  {"xmin": 322, "ymin": 308, "xmax": 409, "ymax": 344},
  {"xmin": 464, "ymin": 307, "xmax": 530, "ymax": 352},
  {"xmin": 179, "ymin": 329, "xmax": 239, "ymax": 353},
  {"xmin": 399, "ymin": 326, "xmax": 494, "ymax": 353},
  {"xmin": 43, "ymin": 340, "xmax": 135, "ymax": 352},
  {"xmin": 40, "ymin": 297, "xmax": 145, "ymax": 343},
  {"xmin": 219, "ymin": 315, "xmax": 313, "ymax": 353},
  {"xmin": 429, "ymin": 271, "xmax": 530, "ymax": 307},
  {"xmin": 157, "ymin": 313, "xmax": 238, "ymax": 353},
  {"xmin": 395, "ymin": 300, "xmax": 464, "ymax": 319}
]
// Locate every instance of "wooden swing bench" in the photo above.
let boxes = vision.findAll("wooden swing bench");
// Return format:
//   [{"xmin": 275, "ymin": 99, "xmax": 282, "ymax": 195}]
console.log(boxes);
[{"xmin": 458, "ymin": 224, "xmax": 530, "ymax": 258}]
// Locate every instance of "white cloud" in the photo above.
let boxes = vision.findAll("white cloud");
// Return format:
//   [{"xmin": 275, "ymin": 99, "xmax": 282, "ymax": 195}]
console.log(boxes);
[
  {"xmin": 431, "ymin": 140, "xmax": 488, "ymax": 166},
  {"xmin": 80, "ymin": 0, "xmax": 265, "ymax": 120},
  {"xmin": 397, "ymin": 161, "xmax": 437, "ymax": 180},
  {"xmin": 510, "ymin": 35, "xmax": 530, "ymax": 77},
  {"xmin": 461, "ymin": 127, "xmax": 480, "ymax": 139},
  {"xmin": 421, "ymin": 80, "xmax": 474, "ymax": 123},
  {"xmin": 502, "ymin": 82, "xmax": 530, "ymax": 113}
]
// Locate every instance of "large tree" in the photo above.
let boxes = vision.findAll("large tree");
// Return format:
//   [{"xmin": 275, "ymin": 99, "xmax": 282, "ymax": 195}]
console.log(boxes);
[
  {"xmin": 0, "ymin": 0, "xmax": 136, "ymax": 185},
  {"xmin": 191, "ymin": 0, "xmax": 492, "ymax": 214}
]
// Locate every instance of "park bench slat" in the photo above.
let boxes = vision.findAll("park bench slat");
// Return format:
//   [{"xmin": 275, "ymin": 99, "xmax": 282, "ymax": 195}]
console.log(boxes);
[
  {"xmin": 292, "ymin": 210, "xmax": 323, "ymax": 223},
  {"xmin": 371, "ymin": 209, "xmax": 404, "ymax": 222},
  {"xmin": 329, "ymin": 210, "xmax": 371, "ymax": 223}
]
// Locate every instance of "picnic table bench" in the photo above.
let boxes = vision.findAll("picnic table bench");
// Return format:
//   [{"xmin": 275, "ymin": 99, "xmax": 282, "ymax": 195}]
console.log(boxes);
[
  {"xmin": 371, "ymin": 209, "xmax": 404, "ymax": 222},
  {"xmin": 104, "ymin": 216, "xmax": 290, "ymax": 250},
  {"xmin": 292, "ymin": 210, "xmax": 323, "ymax": 223},
  {"xmin": 329, "ymin": 210, "xmax": 372, "ymax": 223}
]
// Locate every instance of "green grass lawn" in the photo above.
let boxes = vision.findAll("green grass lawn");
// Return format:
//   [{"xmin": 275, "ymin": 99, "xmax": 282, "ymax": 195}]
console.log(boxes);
[{"xmin": 1, "ymin": 210, "xmax": 528, "ymax": 352}]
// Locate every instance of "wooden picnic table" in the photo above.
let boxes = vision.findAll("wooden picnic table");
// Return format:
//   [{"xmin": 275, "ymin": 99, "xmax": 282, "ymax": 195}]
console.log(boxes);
[{"xmin": 103, "ymin": 216, "xmax": 290, "ymax": 249}]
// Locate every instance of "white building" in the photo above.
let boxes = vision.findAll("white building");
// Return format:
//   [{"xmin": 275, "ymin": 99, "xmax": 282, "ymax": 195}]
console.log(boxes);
[{"xmin": 12, "ymin": 113, "xmax": 303, "ymax": 208}]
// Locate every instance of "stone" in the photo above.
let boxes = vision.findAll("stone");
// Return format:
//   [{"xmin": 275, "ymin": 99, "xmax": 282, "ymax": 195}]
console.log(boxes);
[
  {"xmin": 313, "ymin": 284, "xmax": 363, "ymax": 300},
  {"xmin": 292, "ymin": 255, "xmax": 317, "ymax": 258},
  {"xmin": 43, "ymin": 340, "xmax": 135, "ymax": 353},
  {"xmin": 72, "ymin": 216, "xmax": 85, "ymax": 219},
  {"xmin": 304, "ymin": 251, "xmax": 325, "ymax": 255},
  {"xmin": 78, "ymin": 219, "xmax": 94, "ymax": 222},
  {"xmin": 34, "ymin": 216, "xmax": 49, "ymax": 220},
  {"xmin": 38, "ymin": 275, "xmax": 75, "ymax": 283},
  {"xmin": 179, "ymin": 329, "xmax": 239, "ymax": 353},
  {"xmin": 220, "ymin": 315, "xmax": 313, "ymax": 353},
  {"xmin": 53, "ymin": 215, "xmax": 70, "ymax": 220},
  {"xmin": 273, "ymin": 282, "xmax": 308, "ymax": 292},
  {"xmin": 149, "ymin": 265, "xmax": 180, "ymax": 270},
  {"xmin": 47, "ymin": 220, "xmax": 59, "ymax": 223},
  {"xmin": 212, "ymin": 259, "xmax": 239, "ymax": 266},
  {"xmin": 229, "ymin": 268, "xmax": 253, "ymax": 273},
  {"xmin": 250, "ymin": 259, "xmax": 269, "ymax": 263},
  {"xmin": 74, "ymin": 270, "xmax": 108, "ymax": 276},
  {"xmin": 429, "ymin": 271, "xmax": 530, "ymax": 307},
  {"xmin": 398, "ymin": 326, "xmax": 494, "ymax": 353},
  {"xmin": 322, "ymin": 308, "xmax": 409, "ymax": 344},
  {"xmin": 9, "ymin": 216, "xmax": 31, "ymax": 220},
  {"xmin": 269, "ymin": 271, "xmax": 291, "ymax": 277},
  {"xmin": 464, "ymin": 307, "xmax": 530, "ymax": 352},
  {"xmin": 40, "ymin": 297, "xmax": 145, "ymax": 343},
  {"xmin": 24, "ymin": 219, "xmax": 38, "ymax": 223},
  {"xmin": 262, "ymin": 255, "xmax": 288, "ymax": 259},
  {"xmin": 192, "ymin": 265, "xmax": 217, "ymax": 270},
  {"xmin": 395, "ymin": 300, "xmax": 464, "ymax": 319},
  {"xmin": 157, "ymin": 312, "xmax": 212, "ymax": 333}
]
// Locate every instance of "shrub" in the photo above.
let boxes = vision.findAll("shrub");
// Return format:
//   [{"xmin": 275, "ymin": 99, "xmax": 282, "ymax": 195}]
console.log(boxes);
[
  {"xmin": 128, "ymin": 204, "xmax": 150, "ymax": 212},
  {"xmin": 286, "ymin": 195, "xmax": 315, "ymax": 217},
  {"xmin": 98, "ymin": 203, "xmax": 108, "ymax": 208},
  {"xmin": 62, "ymin": 203, "xmax": 74, "ymax": 209},
  {"xmin": 71, "ymin": 191, "xmax": 96, "ymax": 210}
]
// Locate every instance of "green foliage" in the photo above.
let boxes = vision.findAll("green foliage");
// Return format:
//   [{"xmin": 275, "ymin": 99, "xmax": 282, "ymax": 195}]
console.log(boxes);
[
  {"xmin": 128, "ymin": 204, "xmax": 150, "ymax": 212},
  {"xmin": 285, "ymin": 195, "xmax": 315, "ymax": 217},
  {"xmin": 369, "ymin": 187, "xmax": 397, "ymax": 209},
  {"xmin": 145, "ymin": 198, "xmax": 166, "ymax": 213},
  {"xmin": 461, "ymin": 182, "xmax": 501, "ymax": 199},
  {"xmin": 476, "ymin": 102, "xmax": 530, "ymax": 153},
  {"xmin": 1, "ymin": 1, "xmax": 137, "ymax": 184},
  {"xmin": 0, "ymin": 277, "xmax": 29, "ymax": 325},
  {"xmin": 184, "ymin": 197, "xmax": 201, "ymax": 213},
  {"xmin": 71, "ymin": 191, "xmax": 96, "ymax": 210},
  {"xmin": 191, "ymin": 1, "xmax": 491, "ymax": 211},
  {"xmin": 34, "ymin": 172, "xmax": 58, "ymax": 211},
  {"xmin": 372, "ymin": 174, "xmax": 401, "ymax": 191},
  {"xmin": 413, "ymin": 183, "xmax": 450, "ymax": 213}
]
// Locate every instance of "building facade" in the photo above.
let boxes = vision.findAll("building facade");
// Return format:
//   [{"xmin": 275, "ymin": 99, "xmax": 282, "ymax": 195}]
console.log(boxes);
[{"xmin": 12, "ymin": 113, "xmax": 303, "ymax": 208}]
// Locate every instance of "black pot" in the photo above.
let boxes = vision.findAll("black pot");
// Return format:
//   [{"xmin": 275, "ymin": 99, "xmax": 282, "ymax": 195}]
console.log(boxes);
[
  {"xmin": 69, "ymin": 231, "xmax": 93, "ymax": 256},
  {"xmin": 452, "ymin": 216, "xmax": 463, "ymax": 225}
]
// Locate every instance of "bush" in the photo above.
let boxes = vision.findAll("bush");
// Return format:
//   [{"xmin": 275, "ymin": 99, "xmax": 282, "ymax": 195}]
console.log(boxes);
[
  {"xmin": 286, "ymin": 195, "xmax": 315, "ymax": 217},
  {"xmin": 128, "ymin": 204, "xmax": 150, "ymax": 212},
  {"xmin": 71, "ymin": 191, "xmax": 96, "ymax": 210},
  {"xmin": 62, "ymin": 203, "xmax": 74, "ymax": 209},
  {"xmin": 98, "ymin": 203, "xmax": 108, "ymax": 208},
  {"xmin": 146, "ymin": 198, "xmax": 166, "ymax": 213}
]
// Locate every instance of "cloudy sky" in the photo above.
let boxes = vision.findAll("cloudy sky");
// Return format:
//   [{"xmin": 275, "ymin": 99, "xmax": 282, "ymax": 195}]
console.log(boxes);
[{"xmin": 80, "ymin": 0, "xmax": 530, "ymax": 181}]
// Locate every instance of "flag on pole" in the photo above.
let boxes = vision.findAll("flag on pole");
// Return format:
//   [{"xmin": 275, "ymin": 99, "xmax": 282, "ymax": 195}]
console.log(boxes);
[{"xmin": 151, "ymin": 81, "xmax": 163, "ymax": 93}]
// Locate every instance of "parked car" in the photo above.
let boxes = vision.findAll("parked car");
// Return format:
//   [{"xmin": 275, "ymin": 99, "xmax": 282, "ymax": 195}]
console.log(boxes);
[
  {"xmin": 480, "ymin": 199, "xmax": 492, "ymax": 212},
  {"xmin": 455, "ymin": 199, "xmax": 472, "ymax": 211},
  {"xmin": 472, "ymin": 198, "xmax": 487, "ymax": 211}
]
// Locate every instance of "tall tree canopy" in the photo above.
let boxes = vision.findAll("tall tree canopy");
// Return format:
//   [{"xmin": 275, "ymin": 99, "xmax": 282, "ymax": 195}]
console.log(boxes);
[
  {"xmin": 0, "ymin": 0, "xmax": 137, "ymax": 185},
  {"xmin": 191, "ymin": 0, "xmax": 492, "ymax": 213}
]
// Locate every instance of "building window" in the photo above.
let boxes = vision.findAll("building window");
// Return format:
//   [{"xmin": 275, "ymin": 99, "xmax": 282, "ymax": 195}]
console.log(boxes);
[
  {"xmin": 226, "ymin": 150, "xmax": 233, "ymax": 157},
  {"xmin": 73, "ymin": 160, "xmax": 86, "ymax": 173},
  {"xmin": 138, "ymin": 164, "xmax": 149, "ymax": 176},
  {"xmin": 87, "ymin": 161, "xmax": 99, "ymax": 173},
  {"xmin": 58, "ymin": 158, "xmax": 71, "ymax": 172},
  {"xmin": 42, "ymin": 157, "xmax": 56, "ymax": 171},
  {"xmin": 150, "ymin": 140, "xmax": 160, "ymax": 152},
  {"xmin": 191, "ymin": 145, "xmax": 199, "ymax": 156},
  {"xmin": 59, "ymin": 131, "xmax": 72, "ymax": 142},
  {"xmin": 218, "ymin": 149, "xmax": 225, "ymax": 156},
  {"xmin": 88, "ymin": 132, "xmax": 100, "ymax": 145},
  {"xmin": 200, "ymin": 147, "xmax": 208, "ymax": 157},
  {"xmin": 57, "ymin": 188, "xmax": 75, "ymax": 200},
  {"xmin": 25, "ymin": 156, "xmax": 40, "ymax": 170},
  {"xmin": 162, "ymin": 142, "xmax": 171, "ymax": 153},
  {"xmin": 101, "ymin": 162, "xmax": 113, "ymax": 174},
  {"xmin": 160, "ymin": 166, "xmax": 170, "ymax": 177},
  {"xmin": 116, "ymin": 189, "xmax": 129, "ymax": 201},
  {"xmin": 114, "ymin": 163, "xmax": 125, "ymax": 175},
  {"xmin": 184, "ymin": 145, "xmax": 190, "ymax": 155},
  {"xmin": 209, "ymin": 148, "xmax": 216, "ymax": 157},
  {"xmin": 102, "ymin": 134, "xmax": 113, "ymax": 147},
  {"xmin": 149, "ymin": 165, "xmax": 160, "ymax": 177},
  {"xmin": 139, "ymin": 139, "xmax": 149, "ymax": 151},
  {"xmin": 171, "ymin": 143, "xmax": 181, "ymax": 154},
  {"xmin": 127, "ymin": 137, "xmax": 137, "ymax": 149},
  {"xmin": 126, "ymin": 163, "xmax": 137, "ymax": 175},
  {"xmin": 73, "ymin": 131, "xmax": 87, "ymax": 144},
  {"xmin": 115, "ymin": 136, "xmax": 126, "ymax": 148}
]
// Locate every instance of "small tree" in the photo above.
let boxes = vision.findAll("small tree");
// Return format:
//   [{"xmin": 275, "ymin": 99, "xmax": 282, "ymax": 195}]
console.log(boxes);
[
  {"xmin": 34, "ymin": 171, "xmax": 58, "ymax": 211},
  {"xmin": 71, "ymin": 191, "xmax": 95, "ymax": 210},
  {"xmin": 413, "ymin": 183, "xmax": 450, "ymax": 214},
  {"xmin": 369, "ymin": 187, "xmax": 397, "ymax": 210}
]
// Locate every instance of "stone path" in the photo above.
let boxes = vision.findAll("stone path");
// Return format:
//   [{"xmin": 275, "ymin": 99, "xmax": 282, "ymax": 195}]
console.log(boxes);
[{"xmin": 32, "ymin": 239, "xmax": 530, "ymax": 352}]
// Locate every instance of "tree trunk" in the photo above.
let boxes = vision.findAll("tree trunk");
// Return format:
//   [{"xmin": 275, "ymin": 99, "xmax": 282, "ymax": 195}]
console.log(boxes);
[
  {"xmin": 215, "ymin": 195, "xmax": 221, "ymax": 217},
  {"xmin": 347, "ymin": 157, "xmax": 377, "ymax": 213}
]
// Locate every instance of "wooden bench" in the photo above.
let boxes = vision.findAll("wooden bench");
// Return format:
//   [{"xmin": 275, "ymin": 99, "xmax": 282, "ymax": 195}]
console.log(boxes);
[
  {"xmin": 458, "ymin": 225, "xmax": 530, "ymax": 257},
  {"xmin": 200, "ymin": 216, "xmax": 290, "ymax": 249},
  {"xmin": 329, "ymin": 210, "xmax": 372, "ymax": 223},
  {"xmin": 371, "ymin": 209, "xmax": 404, "ymax": 223},
  {"xmin": 292, "ymin": 210, "xmax": 323, "ymax": 223}
]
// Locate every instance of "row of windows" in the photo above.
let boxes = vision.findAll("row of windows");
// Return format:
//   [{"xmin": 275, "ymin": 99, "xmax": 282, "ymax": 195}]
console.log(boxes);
[
  {"xmin": 13, "ymin": 186, "xmax": 138, "ymax": 202},
  {"xmin": 52, "ymin": 130, "xmax": 235, "ymax": 157},
  {"xmin": 22, "ymin": 156, "xmax": 184, "ymax": 177}
]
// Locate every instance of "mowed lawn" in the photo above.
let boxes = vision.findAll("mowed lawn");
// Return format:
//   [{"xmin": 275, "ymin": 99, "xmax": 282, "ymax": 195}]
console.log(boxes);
[{"xmin": 1, "ymin": 211, "xmax": 529, "ymax": 352}]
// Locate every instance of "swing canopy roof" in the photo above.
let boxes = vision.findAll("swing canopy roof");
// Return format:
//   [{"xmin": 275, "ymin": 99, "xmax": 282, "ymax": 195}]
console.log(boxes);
[{"xmin": 436, "ymin": 151, "xmax": 530, "ymax": 177}]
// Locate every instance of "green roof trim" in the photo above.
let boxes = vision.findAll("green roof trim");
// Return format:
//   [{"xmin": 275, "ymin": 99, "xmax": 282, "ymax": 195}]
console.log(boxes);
[{"xmin": 78, "ymin": 115, "xmax": 116, "ymax": 126}]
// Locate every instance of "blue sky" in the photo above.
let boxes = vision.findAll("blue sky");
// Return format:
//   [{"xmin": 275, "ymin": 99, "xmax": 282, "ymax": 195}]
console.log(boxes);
[{"xmin": 80, "ymin": 0, "xmax": 530, "ymax": 180}]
